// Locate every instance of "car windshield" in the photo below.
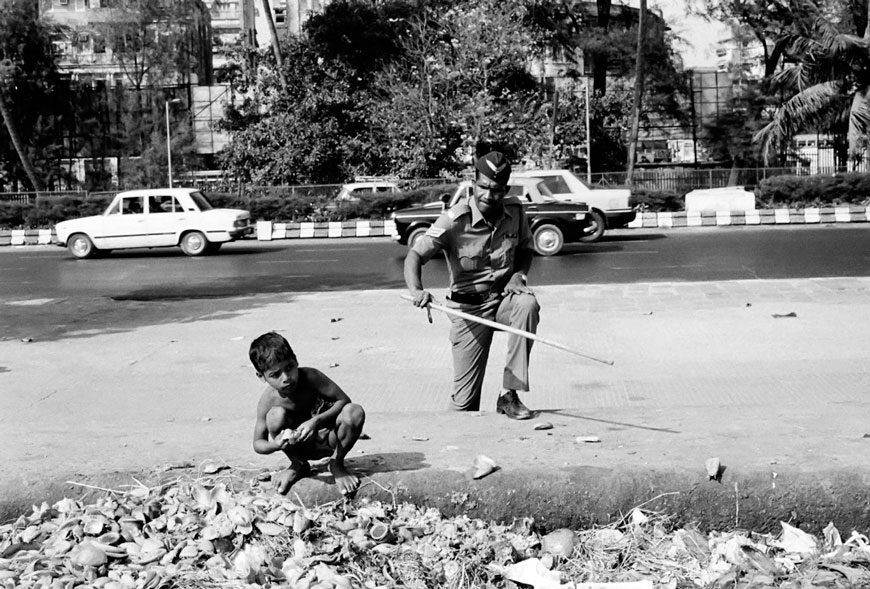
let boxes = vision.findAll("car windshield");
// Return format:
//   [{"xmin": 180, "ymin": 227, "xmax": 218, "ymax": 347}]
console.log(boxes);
[{"xmin": 190, "ymin": 191, "xmax": 213, "ymax": 211}]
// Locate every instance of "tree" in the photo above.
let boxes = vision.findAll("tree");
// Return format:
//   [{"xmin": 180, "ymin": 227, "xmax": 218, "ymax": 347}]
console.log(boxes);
[
  {"xmin": 259, "ymin": 0, "xmax": 288, "ymax": 90},
  {"xmin": 0, "ymin": 0, "xmax": 64, "ymax": 192},
  {"xmin": 754, "ymin": 2, "xmax": 870, "ymax": 164},
  {"xmin": 625, "ymin": 0, "xmax": 646, "ymax": 183},
  {"xmin": 369, "ymin": 0, "xmax": 548, "ymax": 177},
  {"xmin": 695, "ymin": 0, "xmax": 820, "ymax": 79}
]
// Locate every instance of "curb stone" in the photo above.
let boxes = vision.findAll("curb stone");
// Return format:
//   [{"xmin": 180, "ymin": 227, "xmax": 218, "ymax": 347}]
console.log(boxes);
[{"xmin": 1, "ymin": 206, "xmax": 868, "ymax": 247}]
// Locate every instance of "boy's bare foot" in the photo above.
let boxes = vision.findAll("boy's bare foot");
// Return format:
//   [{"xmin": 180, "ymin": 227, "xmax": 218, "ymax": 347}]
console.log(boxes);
[
  {"xmin": 329, "ymin": 458, "xmax": 360, "ymax": 496},
  {"xmin": 272, "ymin": 462, "xmax": 310, "ymax": 495}
]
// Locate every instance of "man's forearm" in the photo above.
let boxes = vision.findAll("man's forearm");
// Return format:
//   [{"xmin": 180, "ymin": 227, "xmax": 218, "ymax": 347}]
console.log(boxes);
[
  {"xmin": 404, "ymin": 251, "xmax": 425, "ymax": 291},
  {"xmin": 514, "ymin": 248, "xmax": 533, "ymax": 276}
]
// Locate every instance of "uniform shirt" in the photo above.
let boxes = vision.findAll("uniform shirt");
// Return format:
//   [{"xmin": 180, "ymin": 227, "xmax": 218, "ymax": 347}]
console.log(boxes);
[{"xmin": 412, "ymin": 196, "xmax": 533, "ymax": 296}]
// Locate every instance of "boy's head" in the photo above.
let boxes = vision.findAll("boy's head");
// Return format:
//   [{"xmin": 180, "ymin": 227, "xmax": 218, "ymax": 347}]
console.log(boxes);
[{"xmin": 249, "ymin": 332, "xmax": 297, "ymax": 376}]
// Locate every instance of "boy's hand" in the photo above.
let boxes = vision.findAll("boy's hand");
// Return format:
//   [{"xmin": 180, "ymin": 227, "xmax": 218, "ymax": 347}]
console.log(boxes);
[
  {"xmin": 295, "ymin": 418, "xmax": 319, "ymax": 443},
  {"xmin": 280, "ymin": 428, "xmax": 302, "ymax": 447}
]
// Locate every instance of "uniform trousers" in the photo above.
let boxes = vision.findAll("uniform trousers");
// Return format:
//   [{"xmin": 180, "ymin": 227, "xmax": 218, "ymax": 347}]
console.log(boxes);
[{"xmin": 447, "ymin": 292, "xmax": 540, "ymax": 411}]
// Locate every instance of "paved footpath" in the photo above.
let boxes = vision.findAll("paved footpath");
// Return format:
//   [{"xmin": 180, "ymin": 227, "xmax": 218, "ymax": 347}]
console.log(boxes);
[{"xmin": 2, "ymin": 277, "xmax": 870, "ymax": 533}]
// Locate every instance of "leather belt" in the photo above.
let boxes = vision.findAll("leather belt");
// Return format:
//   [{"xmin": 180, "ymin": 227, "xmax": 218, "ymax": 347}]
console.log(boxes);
[{"xmin": 447, "ymin": 291, "xmax": 492, "ymax": 305}]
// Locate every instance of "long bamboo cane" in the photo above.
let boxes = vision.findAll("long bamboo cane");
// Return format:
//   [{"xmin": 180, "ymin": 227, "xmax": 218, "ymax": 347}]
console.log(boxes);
[{"xmin": 401, "ymin": 295, "xmax": 614, "ymax": 366}]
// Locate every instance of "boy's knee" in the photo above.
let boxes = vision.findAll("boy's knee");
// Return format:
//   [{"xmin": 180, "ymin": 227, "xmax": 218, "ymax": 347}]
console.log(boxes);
[
  {"xmin": 340, "ymin": 403, "xmax": 365, "ymax": 428},
  {"xmin": 265, "ymin": 406, "xmax": 290, "ymax": 434}
]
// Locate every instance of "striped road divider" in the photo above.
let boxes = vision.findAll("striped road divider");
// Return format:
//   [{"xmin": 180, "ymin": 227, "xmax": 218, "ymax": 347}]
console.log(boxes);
[{"xmin": 2, "ymin": 206, "xmax": 868, "ymax": 248}]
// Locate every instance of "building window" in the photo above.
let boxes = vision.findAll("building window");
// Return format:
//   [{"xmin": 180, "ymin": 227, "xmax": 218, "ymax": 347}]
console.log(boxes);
[{"xmin": 274, "ymin": 7, "xmax": 287, "ymax": 25}]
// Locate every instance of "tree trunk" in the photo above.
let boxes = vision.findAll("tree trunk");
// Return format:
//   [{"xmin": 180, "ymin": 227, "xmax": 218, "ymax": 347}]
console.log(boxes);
[
  {"xmin": 592, "ymin": 0, "xmax": 612, "ymax": 96},
  {"xmin": 625, "ymin": 0, "xmax": 646, "ymax": 185},
  {"xmin": 261, "ymin": 0, "xmax": 289, "ymax": 90},
  {"xmin": 0, "ymin": 87, "xmax": 43, "ymax": 193}
]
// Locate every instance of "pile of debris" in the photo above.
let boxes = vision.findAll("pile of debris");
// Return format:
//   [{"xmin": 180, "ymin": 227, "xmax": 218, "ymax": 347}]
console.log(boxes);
[{"xmin": 1, "ymin": 474, "xmax": 869, "ymax": 588}]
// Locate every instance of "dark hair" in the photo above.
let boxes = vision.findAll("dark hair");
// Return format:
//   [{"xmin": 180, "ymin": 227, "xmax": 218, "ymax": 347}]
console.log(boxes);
[{"xmin": 249, "ymin": 332, "xmax": 296, "ymax": 373}]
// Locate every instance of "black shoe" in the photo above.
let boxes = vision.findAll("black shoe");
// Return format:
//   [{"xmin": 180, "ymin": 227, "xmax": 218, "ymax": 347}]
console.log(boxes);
[{"xmin": 496, "ymin": 391, "xmax": 532, "ymax": 420}]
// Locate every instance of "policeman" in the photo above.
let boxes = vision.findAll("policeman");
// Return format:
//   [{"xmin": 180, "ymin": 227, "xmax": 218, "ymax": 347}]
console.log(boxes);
[{"xmin": 404, "ymin": 151, "xmax": 540, "ymax": 419}]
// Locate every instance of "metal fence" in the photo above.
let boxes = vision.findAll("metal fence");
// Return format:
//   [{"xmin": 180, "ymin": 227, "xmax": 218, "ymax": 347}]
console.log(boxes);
[
  {"xmin": 589, "ymin": 166, "xmax": 866, "ymax": 193},
  {"xmin": 2, "ymin": 166, "xmax": 867, "ymax": 202}
]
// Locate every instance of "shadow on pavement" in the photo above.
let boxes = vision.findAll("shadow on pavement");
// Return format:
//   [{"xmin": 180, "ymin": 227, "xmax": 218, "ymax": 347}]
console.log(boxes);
[
  {"xmin": 537, "ymin": 409, "xmax": 682, "ymax": 434},
  {"xmin": 348, "ymin": 452, "xmax": 429, "ymax": 475}
]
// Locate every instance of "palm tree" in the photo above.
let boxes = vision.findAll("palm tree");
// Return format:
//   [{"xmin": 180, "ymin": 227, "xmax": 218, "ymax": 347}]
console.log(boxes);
[
  {"xmin": 754, "ymin": 5, "xmax": 870, "ymax": 166},
  {"xmin": 0, "ymin": 61, "xmax": 43, "ymax": 192}
]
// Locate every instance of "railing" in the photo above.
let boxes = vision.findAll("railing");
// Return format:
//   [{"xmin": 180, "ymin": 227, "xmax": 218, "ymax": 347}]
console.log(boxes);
[
  {"xmin": 591, "ymin": 164, "xmax": 870, "ymax": 192},
  {"xmin": 3, "ymin": 166, "xmax": 868, "ymax": 202}
]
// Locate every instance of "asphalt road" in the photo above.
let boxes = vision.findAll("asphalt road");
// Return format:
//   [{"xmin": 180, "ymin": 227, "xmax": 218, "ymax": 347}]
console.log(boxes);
[
  {"xmin": 1, "ymin": 224, "xmax": 868, "ymax": 342},
  {"xmin": 2, "ymin": 225, "xmax": 870, "ymax": 300}
]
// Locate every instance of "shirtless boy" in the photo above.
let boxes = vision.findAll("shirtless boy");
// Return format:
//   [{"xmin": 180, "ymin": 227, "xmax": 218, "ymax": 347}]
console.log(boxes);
[{"xmin": 249, "ymin": 332, "xmax": 366, "ymax": 496}]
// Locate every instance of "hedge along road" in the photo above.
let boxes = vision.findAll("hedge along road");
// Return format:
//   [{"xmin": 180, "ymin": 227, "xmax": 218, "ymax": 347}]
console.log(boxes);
[{"xmin": 0, "ymin": 224, "xmax": 869, "ymax": 343}]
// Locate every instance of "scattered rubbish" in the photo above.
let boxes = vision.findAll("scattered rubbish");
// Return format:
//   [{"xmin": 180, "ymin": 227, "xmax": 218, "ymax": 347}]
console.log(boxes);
[
  {"xmin": 643, "ymin": 311, "xmax": 653, "ymax": 315},
  {"xmin": 576, "ymin": 436, "xmax": 601, "ymax": 444},
  {"xmin": 541, "ymin": 529, "xmax": 576, "ymax": 558},
  {"xmin": 255, "ymin": 470, "xmax": 272, "ymax": 482},
  {"xmin": 774, "ymin": 522, "xmax": 817, "ymax": 555},
  {"xmin": 20, "ymin": 337, "xmax": 32, "ymax": 343},
  {"xmin": 162, "ymin": 461, "xmax": 195, "ymax": 472},
  {"xmin": 200, "ymin": 417, "xmax": 212, "ymax": 422},
  {"xmin": 746, "ymin": 302, "xmax": 752, "ymax": 307},
  {"xmin": 705, "ymin": 457, "xmax": 722, "ymax": 481},
  {"xmin": 230, "ymin": 336, "xmax": 244, "ymax": 341},
  {"xmin": 330, "ymin": 317, "xmax": 343, "ymax": 323},
  {"xmin": 472, "ymin": 454, "xmax": 498, "ymax": 479},
  {"xmin": 4, "ymin": 480, "xmax": 866, "ymax": 589},
  {"xmin": 410, "ymin": 436, "xmax": 429, "ymax": 441},
  {"xmin": 368, "ymin": 522, "xmax": 395, "ymax": 544},
  {"xmin": 772, "ymin": 312, "xmax": 797, "ymax": 318},
  {"xmin": 500, "ymin": 557, "xmax": 565, "ymax": 588},
  {"xmin": 863, "ymin": 433, "xmax": 870, "ymax": 439},
  {"xmin": 331, "ymin": 336, "xmax": 340, "ymax": 340},
  {"xmin": 199, "ymin": 460, "xmax": 230, "ymax": 475},
  {"xmin": 534, "ymin": 422, "xmax": 554, "ymax": 431},
  {"xmin": 329, "ymin": 362, "xmax": 340, "ymax": 368}
]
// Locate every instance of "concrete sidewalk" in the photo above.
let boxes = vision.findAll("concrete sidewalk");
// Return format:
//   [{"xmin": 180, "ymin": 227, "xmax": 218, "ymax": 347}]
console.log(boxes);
[{"xmin": 2, "ymin": 278, "xmax": 870, "ymax": 532}]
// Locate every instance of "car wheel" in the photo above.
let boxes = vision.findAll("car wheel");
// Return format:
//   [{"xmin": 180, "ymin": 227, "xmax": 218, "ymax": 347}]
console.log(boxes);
[
  {"xmin": 67, "ymin": 233, "xmax": 97, "ymax": 259},
  {"xmin": 578, "ymin": 210, "xmax": 606, "ymax": 243},
  {"xmin": 406, "ymin": 226, "xmax": 429, "ymax": 249},
  {"xmin": 180, "ymin": 231, "xmax": 209, "ymax": 256},
  {"xmin": 533, "ymin": 224, "xmax": 564, "ymax": 256}
]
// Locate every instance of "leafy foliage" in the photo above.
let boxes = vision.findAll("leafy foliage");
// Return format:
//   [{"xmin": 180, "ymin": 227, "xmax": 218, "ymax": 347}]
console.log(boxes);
[
  {"xmin": 0, "ymin": 0, "xmax": 66, "ymax": 190},
  {"xmin": 217, "ymin": 0, "xmax": 688, "ymax": 183},
  {"xmin": 756, "ymin": 171, "xmax": 870, "ymax": 207}
]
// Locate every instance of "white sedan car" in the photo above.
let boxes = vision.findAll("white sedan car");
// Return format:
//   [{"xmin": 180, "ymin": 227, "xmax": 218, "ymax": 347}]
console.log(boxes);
[{"xmin": 55, "ymin": 188, "xmax": 254, "ymax": 259}]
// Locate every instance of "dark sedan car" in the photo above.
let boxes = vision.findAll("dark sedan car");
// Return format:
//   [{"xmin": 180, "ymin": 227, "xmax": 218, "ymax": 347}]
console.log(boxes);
[{"xmin": 390, "ymin": 177, "xmax": 592, "ymax": 255}]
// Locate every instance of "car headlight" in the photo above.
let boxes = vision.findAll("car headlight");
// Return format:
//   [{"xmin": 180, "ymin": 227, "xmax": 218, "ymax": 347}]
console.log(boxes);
[
  {"xmin": 574, "ymin": 213, "xmax": 586, "ymax": 220},
  {"xmin": 390, "ymin": 212, "xmax": 397, "ymax": 220},
  {"xmin": 233, "ymin": 218, "xmax": 248, "ymax": 228}
]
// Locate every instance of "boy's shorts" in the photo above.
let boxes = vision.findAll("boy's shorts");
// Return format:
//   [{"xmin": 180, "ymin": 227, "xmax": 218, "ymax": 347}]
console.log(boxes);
[{"xmin": 295, "ymin": 428, "xmax": 332, "ymax": 460}]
